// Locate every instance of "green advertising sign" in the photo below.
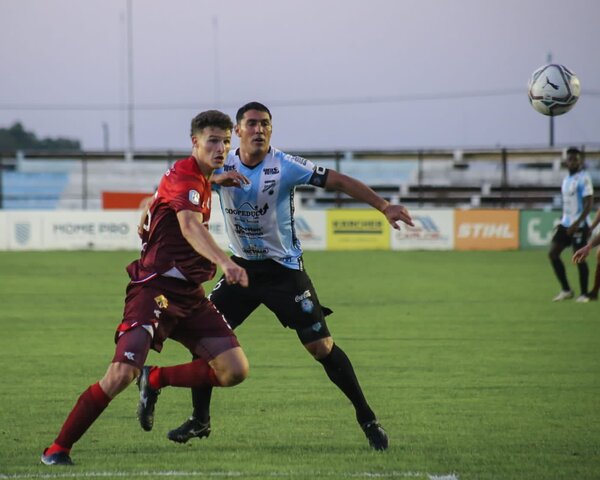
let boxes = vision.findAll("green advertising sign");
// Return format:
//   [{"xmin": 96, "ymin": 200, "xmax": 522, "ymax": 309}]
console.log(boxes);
[{"xmin": 520, "ymin": 210, "xmax": 561, "ymax": 249}]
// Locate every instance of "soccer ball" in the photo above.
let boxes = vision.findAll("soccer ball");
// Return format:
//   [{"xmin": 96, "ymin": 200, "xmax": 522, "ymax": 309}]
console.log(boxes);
[{"xmin": 527, "ymin": 64, "xmax": 580, "ymax": 116}]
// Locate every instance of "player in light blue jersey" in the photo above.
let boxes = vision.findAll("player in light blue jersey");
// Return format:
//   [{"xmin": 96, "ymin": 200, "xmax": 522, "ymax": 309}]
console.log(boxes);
[
  {"xmin": 166, "ymin": 102, "xmax": 414, "ymax": 451},
  {"xmin": 549, "ymin": 147, "xmax": 593, "ymax": 302}
]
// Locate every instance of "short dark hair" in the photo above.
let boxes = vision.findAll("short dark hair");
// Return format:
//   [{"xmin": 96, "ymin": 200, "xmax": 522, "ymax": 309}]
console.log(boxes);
[
  {"xmin": 190, "ymin": 110, "xmax": 233, "ymax": 136},
  {"xmin": 236, "ymin": 102, "xmax": 272, "ymax": 124},
  {"xmin": 566, "ymin": 146, "xmax": 581, "ymax": 155}
]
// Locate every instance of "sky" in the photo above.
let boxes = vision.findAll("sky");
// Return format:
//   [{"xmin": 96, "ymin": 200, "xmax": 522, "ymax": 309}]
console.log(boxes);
[{"xmin": 1, "ymin": 0, "xmax": 599, "ymax": 152}]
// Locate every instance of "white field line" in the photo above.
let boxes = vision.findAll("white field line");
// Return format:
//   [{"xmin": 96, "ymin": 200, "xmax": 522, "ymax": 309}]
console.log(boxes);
[{"xmin": 0, "ymin": 471, "xmax": 458, "ymax": 480}]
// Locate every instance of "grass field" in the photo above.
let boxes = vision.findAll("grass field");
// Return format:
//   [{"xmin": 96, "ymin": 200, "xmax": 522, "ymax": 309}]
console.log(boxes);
[{"xmin": 0, "ymin": 249, "xmax": 598, "ymax": 480}]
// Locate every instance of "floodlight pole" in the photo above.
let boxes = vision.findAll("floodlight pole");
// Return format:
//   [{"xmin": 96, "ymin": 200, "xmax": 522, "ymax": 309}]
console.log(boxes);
[{"xmin": 126, "ymin": 0, "xmax": 135, "ymax": 160}]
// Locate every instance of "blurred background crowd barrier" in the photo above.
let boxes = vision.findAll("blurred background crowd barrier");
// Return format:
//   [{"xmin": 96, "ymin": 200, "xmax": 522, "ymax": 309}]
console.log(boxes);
[{"xmin": 1, "ymin": 147, "xmax": 598, "ymax": 211}]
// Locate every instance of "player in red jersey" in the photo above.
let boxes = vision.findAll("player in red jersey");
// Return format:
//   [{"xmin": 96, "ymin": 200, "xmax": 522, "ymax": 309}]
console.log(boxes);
[{"xmin": 41, "ymin": 110, "xmax": 250, "ymax": 466}]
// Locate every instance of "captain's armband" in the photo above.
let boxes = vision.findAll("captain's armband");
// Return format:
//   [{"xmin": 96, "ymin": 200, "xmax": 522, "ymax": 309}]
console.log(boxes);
[{"xmin": 308, "ymin": 166, "xmax": 329, "ymax": 188}]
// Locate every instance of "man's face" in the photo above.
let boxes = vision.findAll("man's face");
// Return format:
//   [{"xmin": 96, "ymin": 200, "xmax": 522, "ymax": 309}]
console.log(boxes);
[
  {"xmin": 192, "ymin": 126, "xmax": 232, "ymax": 170},
  {"xmin": 566, "ymin": 151, "xmax": 582, "ymax": 173},
  {"xmin": 235, "ymin": 109, "xmax": 272, "ymax": 157}
]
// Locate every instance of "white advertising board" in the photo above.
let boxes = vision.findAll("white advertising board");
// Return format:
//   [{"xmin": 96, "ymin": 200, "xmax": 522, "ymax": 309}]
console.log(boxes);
[
  {"xmin": 3, "ymin": 210, "xmax": 142, "ymax": 250},
  {"xmin": 391, "ymin": 209, "xmax": 454, "ymax": 250},
  {"xmin": 0, "ymin": 201, "xmax": 327, "ymax": 252}
]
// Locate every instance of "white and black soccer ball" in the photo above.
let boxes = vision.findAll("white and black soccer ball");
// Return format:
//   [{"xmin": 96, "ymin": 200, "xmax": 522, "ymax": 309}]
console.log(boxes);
[{"xmin": 527, "ymin": 64, "xmax": 580, "ymax": 116}]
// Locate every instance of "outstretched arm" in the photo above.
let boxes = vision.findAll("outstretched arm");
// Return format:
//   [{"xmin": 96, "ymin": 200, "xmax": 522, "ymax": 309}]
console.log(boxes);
[{"xmin": 324, "ymin": 169, "xmax": 414, "ymax": 229}]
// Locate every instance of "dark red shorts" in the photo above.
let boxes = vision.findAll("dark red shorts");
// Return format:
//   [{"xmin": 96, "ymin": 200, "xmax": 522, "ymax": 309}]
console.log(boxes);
[{"xmin": 113, "ymin": 276, "xmax": 239, "ymax": 367}]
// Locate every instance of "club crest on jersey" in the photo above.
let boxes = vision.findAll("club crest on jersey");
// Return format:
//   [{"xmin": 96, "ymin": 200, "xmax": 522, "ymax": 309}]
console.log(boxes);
[
  {"xmin": 189, "ymin": 190, "xmax": 200, "ymax": 205},
  {"xmin": 154, "ymin": 295, "xmax": 169, "ymax": 309}
]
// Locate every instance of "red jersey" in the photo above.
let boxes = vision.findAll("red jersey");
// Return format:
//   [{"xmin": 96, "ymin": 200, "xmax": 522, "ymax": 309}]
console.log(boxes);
[{"xmin": 126, "ymin": 156, "xmax": 216, "ymax": 285}]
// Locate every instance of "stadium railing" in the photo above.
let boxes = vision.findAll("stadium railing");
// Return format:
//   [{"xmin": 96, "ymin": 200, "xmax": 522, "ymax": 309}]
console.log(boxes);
[{"xmin": 0, "ymin": 147, "xmax": 598, "ymax": 210}]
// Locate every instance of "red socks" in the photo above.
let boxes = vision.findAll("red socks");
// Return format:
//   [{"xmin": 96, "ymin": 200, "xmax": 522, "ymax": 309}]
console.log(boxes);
[
  {"xmin": 49, "ymin": 383, "xmax": 111, "ymax": 452},
  {"xmin": 149, "ymin": 359, "xmax": 221, "ymax": 389}
]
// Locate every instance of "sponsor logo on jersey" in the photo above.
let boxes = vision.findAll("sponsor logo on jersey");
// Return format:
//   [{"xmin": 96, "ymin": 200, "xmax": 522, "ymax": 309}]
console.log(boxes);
[
  {"xmin": 234, "ymin": 223, "xmax": 264, "ymax": 238},
  {"xmin": 154, "ymin": 294, "xmax": 169, "ymax": 309},
  {"xmin": 242, "ymin": 245, "xmax": 269, "ymax": 256},
  {"xmin": 263, "ymin": 167, "xmax": 279, "ymax": 175},
  {"xmin": 262, "ymin": 180, "xmax": 276, "ymax": 194},
  {"xmin": 224, "ymin": 202, "xmax": 269, "ymax": 217},
  {"xmin": 290, "ymin": 155, "xmax": 307, "ymax": 166},
  {"xmin": 189, "ymin": 190, "xmax": 200, "ymax": 205},
  {"xmin": 224, "ymin": 165, "xmax": 236, "ymax": 172}
]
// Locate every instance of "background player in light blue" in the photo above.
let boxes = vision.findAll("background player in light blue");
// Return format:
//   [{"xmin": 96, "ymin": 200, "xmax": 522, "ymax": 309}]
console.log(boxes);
[
  {"xmin": 549, "ymin": 147, "xmax": 594, "ymax": 302},
  {"xmin": 166, "ymin": 102, "xmax": 414, "ymax": 450}
]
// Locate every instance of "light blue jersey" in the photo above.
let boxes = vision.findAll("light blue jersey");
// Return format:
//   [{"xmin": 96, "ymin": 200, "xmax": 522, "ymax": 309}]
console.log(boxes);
[
  {"xmin": 560, "ymin": 170, "xmax": 593, "ymax": 227},
  {"xmin": 214, "ymin": 147, "xmax": 327, "ymax": 270}
]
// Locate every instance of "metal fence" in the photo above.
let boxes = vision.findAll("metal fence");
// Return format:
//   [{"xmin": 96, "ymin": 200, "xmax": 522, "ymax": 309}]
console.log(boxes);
[{"xmin": 1, "ymin": 147, "xmax": 599, "ymax": 210}]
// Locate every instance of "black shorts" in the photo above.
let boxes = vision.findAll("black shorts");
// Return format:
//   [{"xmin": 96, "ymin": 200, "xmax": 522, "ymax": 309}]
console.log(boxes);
[
  {"xmin": 551, "ymin": 224, "xmax": 590, "ymax": 251},
  {"xmin": 209, "ymin": 257, "xmax": 332, "ymax": 344}
]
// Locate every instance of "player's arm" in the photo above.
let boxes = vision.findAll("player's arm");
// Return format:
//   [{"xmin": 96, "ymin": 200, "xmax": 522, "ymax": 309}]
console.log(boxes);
[
  {"xmin": 573, "ymin": 232, "xmax": 600, "ymax": 263},
  {"xmin": 138, "ymin": 203, "xmax": 150, "ymax": 238},
  {"xmin": 176, "ymin": 210, "xmax": 248, "ymax": 286},
  {"xmin": 210, "ymin": 171, "xmax": 250, "ymax": 188},
  {"xmin": 566, "ymin": 195, "xmax": 593, "ymax": 235},
  {"xmin": 322, "ymin": 169, "xmax": 414, "ymax": 229},
  {"xmin": 589, "ymin": 209, "xmax": 600, "ymax": 231}
]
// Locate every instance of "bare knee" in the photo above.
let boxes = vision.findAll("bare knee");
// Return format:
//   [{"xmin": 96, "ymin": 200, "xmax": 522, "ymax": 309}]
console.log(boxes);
[
  {"xmin": 304, "ymin": 336, "xmax": 333, "ymax": 360},
  {"xmin": 99, "ymin": 362, "xmax": 139, "ymax": 398},
  {"xmin": 210, "ymin": 347, "xmax": 249, "ymax": 387}
]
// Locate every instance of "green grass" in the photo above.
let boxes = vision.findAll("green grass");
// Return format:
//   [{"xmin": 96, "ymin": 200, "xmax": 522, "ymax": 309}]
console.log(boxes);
[{"xmin": 0, "ymin": 250, "xmax": 598, "ymax": 479}]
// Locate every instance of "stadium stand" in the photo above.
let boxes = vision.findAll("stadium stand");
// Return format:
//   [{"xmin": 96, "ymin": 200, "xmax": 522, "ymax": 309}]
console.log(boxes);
[{"xmin": 0, "ymin": 148, "xmax": 598, "ymax": 210}]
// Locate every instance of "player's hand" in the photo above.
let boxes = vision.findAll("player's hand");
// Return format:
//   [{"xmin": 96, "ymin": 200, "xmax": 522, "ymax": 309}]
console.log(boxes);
[
  {"xmin": 382, "ymin": 204, "xmax": 414, "ymax": 230},
  {"xmin": 221, "ymin": 260, "xmax": 249, "ymax": 287},
  {"xmin": 211, "ymin": 171, "xmax": 250, "ymax": 188},
  {"xmin": 572, "ymin": 244, "xmax": 591, "ymax": 264}
]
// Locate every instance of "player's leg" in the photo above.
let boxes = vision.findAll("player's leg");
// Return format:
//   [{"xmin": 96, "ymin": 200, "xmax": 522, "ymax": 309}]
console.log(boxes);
[
  {"xmin": 41, "ymin": 326, "xmax": 150, "ymax": 466},
  {"xmin": 265, "ymin": 264, "xmax": 388, "ymax": 451},
  {"xmin": 572, "ymin": 225, "xmax": 591, "ymax": 301},
  {"xmin": 589, "ymin": 248, "xmax": 600, "ymax": 300},
  {"xmin": 138, "ymin": 292, "xmax": 250, "ymax": 433},
  {"xmin": 549, "ymin": 226, "xmax": 573, "ymax": 300},
  {"xmin": 168, "ymin": 272, "xmax": 259, "ymax": 443},
  {"xmin": 301, "ymin": 333, "xmax": 388, "ymax": 451}
]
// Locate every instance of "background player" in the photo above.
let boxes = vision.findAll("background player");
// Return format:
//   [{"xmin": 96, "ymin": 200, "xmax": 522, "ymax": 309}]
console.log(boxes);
[
  {"xmin": 549, "ymin": 147, "xmax": 593, "ymax": 302},
  {"xmin": 41, "ymin": 110, "xmax": 249, "ymax": 466}
]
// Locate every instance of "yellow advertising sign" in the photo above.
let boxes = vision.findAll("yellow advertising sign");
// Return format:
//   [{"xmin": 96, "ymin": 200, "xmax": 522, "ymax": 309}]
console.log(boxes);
[
  {"xmin": 454, "ymin": 209, "xmax": 519, "ymax": 250},
  {"xmin": 327, "ymin": 209, "xmax": 390, "ymax": 250}
]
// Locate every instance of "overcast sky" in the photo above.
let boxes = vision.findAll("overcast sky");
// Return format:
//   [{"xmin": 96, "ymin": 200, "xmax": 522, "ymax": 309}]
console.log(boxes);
[{"xmin": 1, "ymin": 0, "xmax": 599, "ymax": 152}]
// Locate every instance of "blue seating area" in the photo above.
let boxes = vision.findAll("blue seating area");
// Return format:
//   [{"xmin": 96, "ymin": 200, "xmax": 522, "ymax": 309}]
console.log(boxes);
[{"xmin": 2, "ymin": 171, "xmax": 69, "ymax": 209}]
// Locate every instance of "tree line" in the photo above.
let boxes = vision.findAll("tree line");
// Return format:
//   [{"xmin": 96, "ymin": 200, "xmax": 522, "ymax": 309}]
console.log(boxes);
[{"xmin": 0, "ymin": 122, "xmax": 80, "ymax": 152}]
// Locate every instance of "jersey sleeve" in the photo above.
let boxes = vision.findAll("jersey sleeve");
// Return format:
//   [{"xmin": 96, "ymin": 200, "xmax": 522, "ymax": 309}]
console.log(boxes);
[
  {"xmin": 282, "ymin": 153, "xmax": 329, "ymax": 188},
  {"xmin": 163, "ymin": 176, "xmax": 207, "ymax": 214},
  {"xmin": 580, "ymin": 173, "xmax": 594, "ymax": 197}
]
